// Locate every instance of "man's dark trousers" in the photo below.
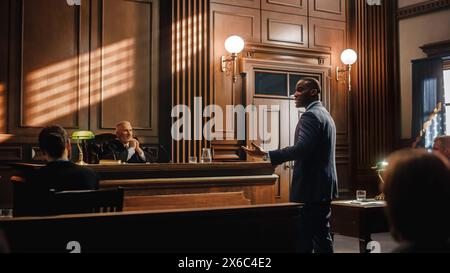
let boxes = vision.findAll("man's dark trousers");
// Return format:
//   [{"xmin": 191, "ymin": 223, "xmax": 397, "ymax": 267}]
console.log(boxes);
[{"xmin": 296, "ymin": 202, "xmax": 333, "ymax": 253}]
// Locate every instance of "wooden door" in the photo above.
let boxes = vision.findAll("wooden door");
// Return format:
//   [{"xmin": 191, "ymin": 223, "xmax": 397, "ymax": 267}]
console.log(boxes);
[{"xmin": 252, "ymin": 98, "xmax": 291, "ymax": 203}]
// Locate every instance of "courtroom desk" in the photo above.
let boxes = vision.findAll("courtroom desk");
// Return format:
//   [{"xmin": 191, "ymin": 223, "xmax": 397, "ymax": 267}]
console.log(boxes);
[
  {"xmin": 10, "ymin": 162, "xmax": 278, "ymax": 210},
  {"xmin": 331, "ymin": 200, "xmax": 389, "ymax": 253},
  {"xmin": 0, "ymin": 203, "xmax": 302, "ymax": 253}
]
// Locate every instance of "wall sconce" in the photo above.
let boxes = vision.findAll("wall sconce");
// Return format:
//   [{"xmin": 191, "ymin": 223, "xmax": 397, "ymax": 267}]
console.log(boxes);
[
  {"xmin": 221, "ymin": 35, "xmax": 245, "ymax": 83},
  {"xmin": 336, "ymin": 49, "xmax": 358, "ymax": 92}
]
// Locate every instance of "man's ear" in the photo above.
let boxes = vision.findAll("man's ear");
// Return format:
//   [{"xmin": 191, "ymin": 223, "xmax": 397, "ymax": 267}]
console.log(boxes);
[
  {"xmin": 66, "ymin": 141, "xmax": 71, "ymax": 153},
  {"xmin": 310, "ymin": 89, "xmax": 318, "ymax": 97}
]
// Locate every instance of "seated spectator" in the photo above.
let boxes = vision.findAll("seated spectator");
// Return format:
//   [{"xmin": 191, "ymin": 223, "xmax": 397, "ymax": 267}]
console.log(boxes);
[
  {"xmin": 22, "ymin": 125, "xmax": 99, "ymax": 215},
  {"xmin": 382, "ymin": 149, "xmax": 450, "ymax": 253},
  {"xmin": 100, "ymin": 121, "xmax": 155, "ymax": 163}
]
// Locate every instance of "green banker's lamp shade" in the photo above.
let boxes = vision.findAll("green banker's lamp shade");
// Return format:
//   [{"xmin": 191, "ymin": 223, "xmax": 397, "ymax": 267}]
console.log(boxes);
[
  {"xmin": 72, "ymin": 131, "xmax": 95, "ymax": 165},
  {"xmin": 375, "ymin": 161, "xmax": 389, "ymax": 172},
  {"xmin": 72, "ymin": 131, "xmax": 95, "ymax": 140},
  {"xmin": 372, "ymin": 160, "xmax": 389, "ymax": 201}
]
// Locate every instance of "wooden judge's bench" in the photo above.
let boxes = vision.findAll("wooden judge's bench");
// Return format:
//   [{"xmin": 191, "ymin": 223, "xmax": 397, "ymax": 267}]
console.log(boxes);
[{"xmin": 11, "ymin": 162, "xmax": 278, "ymax": 211}]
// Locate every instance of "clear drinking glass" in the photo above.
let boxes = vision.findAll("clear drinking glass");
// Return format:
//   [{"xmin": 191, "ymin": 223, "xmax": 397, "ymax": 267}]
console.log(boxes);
[
  {"xmin": 356, "ymin": 190, "xmax": 367, "ymax": 202},
  {"xmin": 189, "ymin": 156, "xmax": 197, "ymax": 163},
  {"xmin": 0, "ymin": 209, "xmax": 13, "ymax": 218},
  {"xmin": 200, "ymin": 148, "xmax": 212, "ymax": 163}
]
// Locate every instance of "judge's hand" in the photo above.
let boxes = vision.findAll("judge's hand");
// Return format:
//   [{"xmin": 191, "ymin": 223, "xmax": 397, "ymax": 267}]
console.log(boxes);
[
  {"xmin": 130, "ymin": 139, "xmax": 144, "ymax": 155},
  {"xmin": 241, "ymin": 143, "xmax": 268, "ymax": 158},
  {"xmin": 129, "ymin": 139, "xmax": 139, "ymax": 149}
]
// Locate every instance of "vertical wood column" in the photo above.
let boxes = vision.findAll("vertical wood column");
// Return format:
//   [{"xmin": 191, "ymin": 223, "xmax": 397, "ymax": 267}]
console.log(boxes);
[
  {"xmin": 349, "ymin": 0, "xmax": 398, "ymax": 192},
  {"xmin": 0, "ymin": 0, "xmax": 8, "ymax": 134},
  {"xmin": 172, "ymin": 0, "xmax": 210, "ymax": 163}
]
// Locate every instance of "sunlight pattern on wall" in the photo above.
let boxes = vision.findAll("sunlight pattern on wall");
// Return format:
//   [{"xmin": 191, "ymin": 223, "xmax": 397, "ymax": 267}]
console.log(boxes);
[{"xmin": 24, "ymin": 38, "xmax": 135, "ymax": 126}]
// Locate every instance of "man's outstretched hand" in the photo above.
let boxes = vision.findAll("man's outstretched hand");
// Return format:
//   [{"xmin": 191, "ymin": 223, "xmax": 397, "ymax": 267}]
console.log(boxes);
[{"xmin": 241, "ymin": 142, "xmax": 268, "ymax": 158}]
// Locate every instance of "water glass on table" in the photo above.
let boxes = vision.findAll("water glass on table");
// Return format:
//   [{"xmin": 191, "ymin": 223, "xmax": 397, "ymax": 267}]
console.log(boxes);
[{"xmin": 200, "ymin": 148, "xmax": 212, "ymax": 163}]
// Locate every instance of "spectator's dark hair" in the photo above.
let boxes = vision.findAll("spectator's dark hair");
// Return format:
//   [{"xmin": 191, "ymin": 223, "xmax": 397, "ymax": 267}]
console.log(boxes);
[
  {"xmin": 297, "ymin": 77, "xmax": 321, "ymax": 94},
  {"xmin": 383, "ymin": 149, "xmax": 450, "ymax": 243},
  {"xmin": 38, "ymin": 125, "xmax": 69, "ymax": 159}
]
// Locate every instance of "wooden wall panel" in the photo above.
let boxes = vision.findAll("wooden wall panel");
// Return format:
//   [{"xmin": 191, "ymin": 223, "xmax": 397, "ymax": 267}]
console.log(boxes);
[
  {"xmin": 309, "ymin": 17, "xmax": 350, "ymax": 191},
  {"xmin": 211, "ymin": 0, "xmax": 261, "ymax": 9},
  {"xmin": 262, "ymin": 0, "xmax": 307, "ymax": 16},
  {"xmin": 10, "ymin": 0, "xmax": 89, "ymax": 134},
  {"xmin": 262, "ymin": 11, "xmax": 308, "ymax": 48},
  {"xmin": 90, "ymin": 0, "xmax": 159, "ymax": 143},
  {"xmin": 20, "ymin": 0, "xmax": 80, "ymax": 128},
  {"xmin": 309, "ymin": 0, "xmax": 346, "ymax": 21},
  {"xmin": 349, "ymin": 0, "xmax": 397, "ymax": 193},
  {"xmin": 0, "ymin": 0, "xmax": 8, "ymax": 134},
  {"xmin": 211, "ymin": 3, "xmax": 260, "ymax": 139},
  {"xmin": 172, "ymin": 0, "xmax": 211, "ymax": 163},
  {"xmin": 101, "ymin": 0, "xmax": 154, "ymax": 130},
  {"xmin": 3, "ymin": 0, "xmax": 159, "ymax": 145},
  {"xmin": 309, "ymin": 18, "xmax": 347, "ymax": 133},
  {"xmin": 6, "ymin": 0, "xmax": 89, "ymax": 143}
]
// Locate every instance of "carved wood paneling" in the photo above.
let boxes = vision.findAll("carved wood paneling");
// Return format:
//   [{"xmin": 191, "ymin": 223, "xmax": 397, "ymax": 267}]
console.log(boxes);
[
  {"xmin": 172, "ymin": 0, "xmax": 211, "ymax": 163},
  {"xmin": 350, "ymin": 0, "xmax": 397, "ymax": 192},
  {"xmin": 262, "ymin": 0, "xmax": 307, "ymax": 16},
  {"xmin": 309, "ymin": 18, "xmax": 347, "ymax": 134},
  {"xmin": 5, "ymin": 0, "xmax": 90, "ymax": 143},
  {"xmin": 100, "ymin": 0, "xmax": 154, "ymax": 130},
  {"xmin": 262, "ymin": 11, "xmax": 308, "ymax": 48},
  {"xmin": 20, "ymin": 0, "xmax": 81, "ymax": 128},
  {"xmin": 5, "ymin": 0, "xmax": 159, "ymax": 145},
  {"xmin": 0, "ymin": 146, "xmax": 22, "ymax": 161},
  {"xmin": 210, "ymin": 0, "xmax": 261, "ymax": 9},
  {"xmin": 309, "ymin": 0, "xmax": 346, "ymax": 21},
  {"xmin": 7, "ymin": 0, "xmax": 89, "ymax": 142},
  {"xmin": 398, "ymin": 0, "xmax": 450, "ymax": 19},
  {"xmin": 90, "ymin": 0, "xmax": 159, "ymax": 143},
  {"xmin": 211, "ymin": 3, "xmax": 261, "ymax": 139},
  {"xmin": 308, "ymin": 17, "xmax": 350, "ymax": 190},
  {"xmin": 0, "ymin": 0, "xmax": 8, "ymax": 134}
]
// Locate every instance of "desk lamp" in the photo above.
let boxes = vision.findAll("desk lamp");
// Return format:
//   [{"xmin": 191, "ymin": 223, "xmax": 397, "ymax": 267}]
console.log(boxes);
[{"xmin": 71, "ymin": 131, "xmax": 95, "ymax": 165}]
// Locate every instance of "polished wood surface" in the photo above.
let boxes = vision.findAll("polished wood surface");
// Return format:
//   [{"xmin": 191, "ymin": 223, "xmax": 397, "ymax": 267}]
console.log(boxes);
[
  {"xmin": 262, "ymin": 0, "xmax": 308, "ymax": 16},
  {"xmin": 262, "ymin": 11, "xmax": 308, "ymax": 48},
  {"xmin": 0, "ymin": 203, "xmax": 302, "ymax": 253},
  {"xmin": 331, "ymin": 201, "xmax": 389, "ymax": 253},
  {"xmin": 2, "ymin": 0, "xmax": 158, "ymax": 144},
  {"xmin": 309, "ymin": 0, "xmax": 346, "ymax": 21},
  {"xmin": 171, "ymin": 0, "xmax": 211, "ymax": 163},
  {"xmin": 124, "ymin": 191, "xmax": 251, "ymax": 211},
  {"xmin": 11, "ymin": 162, "xmax": 278, "ymax": 210}
]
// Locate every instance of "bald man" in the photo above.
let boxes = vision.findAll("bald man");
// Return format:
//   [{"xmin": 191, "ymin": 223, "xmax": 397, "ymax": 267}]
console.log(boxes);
[{"xmin": 100, "ymin": 121, "xmax": 155, "ymax": 163}]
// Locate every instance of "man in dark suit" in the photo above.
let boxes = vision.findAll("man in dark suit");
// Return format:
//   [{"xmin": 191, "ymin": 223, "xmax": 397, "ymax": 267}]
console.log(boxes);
[
  {"xmin": 100, "ymin": 121, "xmax": 154, "ymax": 163},
  {"xmin": 243, "ymin": 78, "xmax": 338, "ymax": 253},
  {"xmin": 20, "ymin": 125, "xmax": 99, "ymax": 216}
]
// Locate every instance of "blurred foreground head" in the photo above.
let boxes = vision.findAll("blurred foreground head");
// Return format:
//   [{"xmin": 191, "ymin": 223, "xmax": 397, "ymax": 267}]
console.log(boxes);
[{"xmin": 383, "ymin": 149, "xmax": 450, "ymax": 243}]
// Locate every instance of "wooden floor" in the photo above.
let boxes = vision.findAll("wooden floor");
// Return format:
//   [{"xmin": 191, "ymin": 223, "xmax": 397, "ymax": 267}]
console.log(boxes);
[{"xmin": 334, "ymin": 233, "xmax": 399, "ymax": 253}]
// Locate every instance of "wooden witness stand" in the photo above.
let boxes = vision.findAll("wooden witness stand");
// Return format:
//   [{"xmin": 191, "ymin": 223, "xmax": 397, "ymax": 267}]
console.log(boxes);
[{"xmin": 11, "ymin": 162, "xmax": 278, "ymax": 211}]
